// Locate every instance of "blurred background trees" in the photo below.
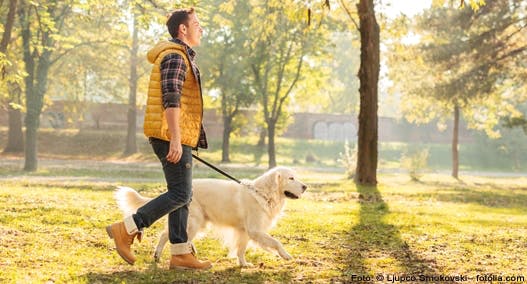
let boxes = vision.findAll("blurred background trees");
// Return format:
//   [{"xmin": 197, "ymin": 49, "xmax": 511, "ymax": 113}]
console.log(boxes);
[{"xmin": 0, "ymin": 0, "xmax": 525, "ymax": 179}]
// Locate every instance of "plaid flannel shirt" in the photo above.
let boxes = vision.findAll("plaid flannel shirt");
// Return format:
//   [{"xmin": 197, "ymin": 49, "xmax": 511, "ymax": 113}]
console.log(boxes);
[{"xmin": 160, "ymin": 38, "xmax": 207, "ymax": 149}]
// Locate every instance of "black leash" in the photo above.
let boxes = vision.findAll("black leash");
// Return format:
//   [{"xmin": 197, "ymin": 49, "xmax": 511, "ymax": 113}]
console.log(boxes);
[{"xmin": 192, "ymin": 154, "xmax": 241, "ymax": 184}]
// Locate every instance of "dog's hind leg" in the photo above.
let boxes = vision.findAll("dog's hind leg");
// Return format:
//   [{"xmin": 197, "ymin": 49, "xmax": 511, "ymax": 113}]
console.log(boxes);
[
  {"xmin": 186, "ymin": 209, "xmax": 205, "ymax": 241},
  {"xmin": 154, "ymin": 229, "xmax": 169, "ymax": 262}
]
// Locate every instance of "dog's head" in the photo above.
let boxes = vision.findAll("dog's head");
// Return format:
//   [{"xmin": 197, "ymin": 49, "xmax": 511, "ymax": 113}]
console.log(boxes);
[{"xmin": 270, "ymin": 166, "xmax": 307, "ymax": 199}]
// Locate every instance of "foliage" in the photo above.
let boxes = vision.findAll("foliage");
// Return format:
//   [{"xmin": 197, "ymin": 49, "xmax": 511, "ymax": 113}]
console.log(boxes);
[
  {"xmin": 243, "ymin": 0, "xmax": 333, "ymax": 167},
  {"xmin": 338, "ymin": 140, "xmax": 357, "ymax": 179},
  {"xmin": 388, "ymin": 0, "xmax": 527, "ymax": 137},
  {"xmin": 400, "ymin": 145, "xmax": 429, "ymax": 181}
]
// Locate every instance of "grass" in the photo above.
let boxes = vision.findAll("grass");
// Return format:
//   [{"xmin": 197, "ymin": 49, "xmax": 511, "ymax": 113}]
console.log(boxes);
[
  {"xmin": 0, "ymin": 128, "xmax": 526, "ymax": 282},
  {"xmin": 1, "ymin": 160, "xmax": 527, "ymax": 283}
]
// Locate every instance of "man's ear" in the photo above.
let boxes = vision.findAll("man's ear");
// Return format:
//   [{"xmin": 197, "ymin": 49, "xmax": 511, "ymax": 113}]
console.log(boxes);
[{"xmin": 179, "ymin": 24, "xmax": 186, "ymax": 35}]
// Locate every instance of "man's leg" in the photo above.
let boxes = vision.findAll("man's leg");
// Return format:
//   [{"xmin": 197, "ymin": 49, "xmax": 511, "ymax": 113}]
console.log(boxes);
[
  {"xmin": 106, "ymin": 139, "xmax": 192, "ymax": 265},
  {"xmin": 164, "ymin": 145, "xmax": 211, "ymax": 270}
]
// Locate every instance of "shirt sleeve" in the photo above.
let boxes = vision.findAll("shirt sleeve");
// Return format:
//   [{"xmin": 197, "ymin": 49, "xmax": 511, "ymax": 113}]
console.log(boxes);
[{"xmin": 160, "ymin": 53, "xmax": 187, "ymax": 109}]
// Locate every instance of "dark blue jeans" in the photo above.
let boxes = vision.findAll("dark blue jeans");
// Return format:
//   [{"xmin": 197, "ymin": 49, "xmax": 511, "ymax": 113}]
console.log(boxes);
[{"xmin": 133, "ymin": 138, "xmax": 192, "ymax": 244}]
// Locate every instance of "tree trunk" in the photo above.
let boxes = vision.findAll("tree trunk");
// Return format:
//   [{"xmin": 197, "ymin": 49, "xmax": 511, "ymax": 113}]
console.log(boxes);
[
  {"xmin": 4, "ymin": 104, "xmax": 24, "ymax": 153},
  {"xmin": 222, "ymin": 115, "xmax": 232, "ymax": 162},
  {"xmin": 24, "ymin": 60, "xmax": 49, "ymax": 171},
  {"xmin": 24, "ymin": 111, "xmax": 38, "ymax": 171},
  {"xmin": 452, "ymin": 104, "xmax": 460, "ymax": 179},
  {"xmin": 124, "ymin": 13, "xmax": 139, "ymax": 155},
  {"xmin": 355, "ymin": 0, "xmax": 380, "ymax": 186},
  {"xmin": 20, "ymin": 3, "xmax": 51, "ymax": 172},
  {"xmin": 257, "ymin": 128, "xmax": 266, "ymax": 148},
  {"xmin": 267, "ymin": 121, "xmax": 277, "ymax": 168},
  {"xmin": 0, "ymin": 0, "xmax": 16, "ymax": 53},
  {"xmin": 2, "ymin": 0, "xmax": 22, "ymax": 153}
]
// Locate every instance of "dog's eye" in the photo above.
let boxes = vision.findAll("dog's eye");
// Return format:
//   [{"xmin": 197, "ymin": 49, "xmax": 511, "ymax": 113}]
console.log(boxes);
[{"xmin": 289, "ymin": 177, "xmax": 295, "ymax": 180}]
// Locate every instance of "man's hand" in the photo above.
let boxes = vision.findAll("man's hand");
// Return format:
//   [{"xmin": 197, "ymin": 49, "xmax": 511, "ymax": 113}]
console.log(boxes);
[{"xmin": 167, "ymin": 136, "xmax": 182, "ymax": 163}]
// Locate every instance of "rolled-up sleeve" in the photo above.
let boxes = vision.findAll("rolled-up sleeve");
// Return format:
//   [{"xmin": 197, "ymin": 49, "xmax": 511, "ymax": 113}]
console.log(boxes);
[{"xmin": 160, "ymin": 53, "xmax": 187, "ymax": 109}]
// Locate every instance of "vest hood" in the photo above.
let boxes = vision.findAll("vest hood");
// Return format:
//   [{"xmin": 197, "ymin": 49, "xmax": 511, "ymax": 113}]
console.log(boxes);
[{"xmin": 147, "ymin": 41, "xmax": 186, "ymax": 64}]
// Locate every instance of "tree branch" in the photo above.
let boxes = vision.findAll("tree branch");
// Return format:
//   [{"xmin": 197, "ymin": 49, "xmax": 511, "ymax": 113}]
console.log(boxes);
[
  {"xmin": 339, "ymin": 0, "xmax": 359, "ymax": 31},
  {"xmin": 49, "ymin": 40, "xmax": 109, "ymax": 65},
  {"xmin": 277, "ymin": 52, "xmax": 304, "ymax": 120}
]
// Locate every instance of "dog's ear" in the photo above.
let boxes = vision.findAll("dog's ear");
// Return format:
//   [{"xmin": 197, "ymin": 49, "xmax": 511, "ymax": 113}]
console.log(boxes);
[{"xmin": 275, "ymin": 172, "xmax": 281, "ymax": 187}]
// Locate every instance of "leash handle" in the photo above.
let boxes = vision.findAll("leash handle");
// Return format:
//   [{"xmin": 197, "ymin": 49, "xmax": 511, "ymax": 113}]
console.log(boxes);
[{"xmin": 192, "ymin": 154, "xmax": 241, "ymax": 184}]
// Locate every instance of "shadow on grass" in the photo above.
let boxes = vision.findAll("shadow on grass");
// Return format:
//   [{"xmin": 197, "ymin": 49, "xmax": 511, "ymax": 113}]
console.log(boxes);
[
  {"xmin": 408, "ymin": 186, "xmax": 527, "ymax": 210},
  {"xmin": 82, "ymin": 264, "xmax": 293, "ymax": 284},
  {"xmin": 342, "ymin": 185, "xmax": 440, "ymax": 282}
]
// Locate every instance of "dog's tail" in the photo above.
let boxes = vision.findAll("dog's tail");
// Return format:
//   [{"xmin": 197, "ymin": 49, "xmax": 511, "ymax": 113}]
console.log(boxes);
[{"xmin": 114, "ymin": 186, "xmax": 152, "ymax": 217}]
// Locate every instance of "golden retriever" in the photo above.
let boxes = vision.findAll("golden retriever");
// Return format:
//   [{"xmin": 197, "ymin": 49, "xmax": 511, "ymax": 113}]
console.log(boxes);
[{"xmin": 114, "ymin": 166, "xmax": 307, "ymax": 267}]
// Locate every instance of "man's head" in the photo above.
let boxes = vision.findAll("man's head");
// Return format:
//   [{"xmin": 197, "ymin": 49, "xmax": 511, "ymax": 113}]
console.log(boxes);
[{"xmin": 166, "ymin": 8, "xmax": 203, "ymax": 48}]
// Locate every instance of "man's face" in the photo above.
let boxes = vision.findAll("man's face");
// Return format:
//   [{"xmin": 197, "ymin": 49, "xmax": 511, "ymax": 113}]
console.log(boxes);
[{"xmin": 184, "ymin": 13, "xmax": 203, "ymax": 47}]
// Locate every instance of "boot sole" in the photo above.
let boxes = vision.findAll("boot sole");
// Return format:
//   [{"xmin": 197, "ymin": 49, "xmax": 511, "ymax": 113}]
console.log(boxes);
[
  {"xmin": 106, "ymin": 225, "xmax": 135, "ymax": 265},
  {"xmin": 170, "ymin": 264, "xmax": 212, "ymax": 270}
]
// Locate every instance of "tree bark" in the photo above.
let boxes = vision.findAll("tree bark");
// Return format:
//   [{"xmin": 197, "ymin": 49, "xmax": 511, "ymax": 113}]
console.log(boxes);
[
  {"xmin": 0, "ymin": 0, "xmax": 16, "ymax": 52},
  {"xmin": 452, "ymin": 104, "xmax": 460, "ymax": 179},
  {"xmin": 355, "ymin": 0, "xmax": 380, "ymax": 185},
  {"xmin": 20, "ymin": 3, "xmax": 52, "ymax": 171},
  {"xmin": 221, "ymin": 115, "xmax": 232, "ymax": 162},
  {"xmin": 124, "ymin": 13, "xmax": 139, "ymax": 155},
  {"xmin": 4, "ymin": 101, "xmax": 24, "ymax": 153},
  {"xmin": 2, "ymin": 0, "xmax": 23, "ymax": 153},
  {"xmin": 267, "ymin": 120, "xmax": 277, "ymax": 168}
]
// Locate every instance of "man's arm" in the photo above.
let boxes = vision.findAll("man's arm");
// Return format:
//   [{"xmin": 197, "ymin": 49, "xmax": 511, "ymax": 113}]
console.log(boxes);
[
  {"xmin": 165, "ymin": 107, "xmax": 182, "ymax": 163},
  {"xmin": 160, "ymin": 53, "xmax": 187, "ymax": 163}
]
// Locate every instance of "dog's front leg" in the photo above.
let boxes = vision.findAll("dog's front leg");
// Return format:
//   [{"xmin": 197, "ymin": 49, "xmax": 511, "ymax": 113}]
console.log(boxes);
[
  {"xmin": 248, "ymin": 231, "xmax": 292, "ymax": 260},
  {"xmin": 236, "ymin": 232, "xmax": 253, "ymax": 267}
]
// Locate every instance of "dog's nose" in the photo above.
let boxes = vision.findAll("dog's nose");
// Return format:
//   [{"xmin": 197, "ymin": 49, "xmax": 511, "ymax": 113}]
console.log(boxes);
[{"xmin": 302, "ymin": 185, "xmax": 307, "ymax": 192}]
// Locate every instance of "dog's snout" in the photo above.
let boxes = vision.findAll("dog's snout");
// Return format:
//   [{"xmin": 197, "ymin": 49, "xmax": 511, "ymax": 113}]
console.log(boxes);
[{"xmin": 302, "ymin": 184, "xmax": 307, "ymax": 192}]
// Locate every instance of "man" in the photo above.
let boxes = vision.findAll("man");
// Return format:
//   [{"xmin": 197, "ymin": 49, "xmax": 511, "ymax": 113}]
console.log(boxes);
[{"xmin": 106, "ymin": 8, "xmax": 211, "ymax": 270}]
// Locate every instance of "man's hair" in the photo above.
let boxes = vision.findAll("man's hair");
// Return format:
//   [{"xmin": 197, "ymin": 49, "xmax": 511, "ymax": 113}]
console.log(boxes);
[{"xmin": 166, "ymin": 8, "xmax": 195, "ymax": 39}]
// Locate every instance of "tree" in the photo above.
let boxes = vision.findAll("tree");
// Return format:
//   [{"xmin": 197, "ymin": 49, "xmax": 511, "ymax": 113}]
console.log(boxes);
[
  {"xmin": 248, "ymin": 0, "xmax": 328, "ymax": 168},
  {"xmin": 388, "ymin": 0, "xmax": 526, "ymax": 178},
  {"xmin": 123, "ymin": 9, "xmax": 139, "ymax": 155},
  {"xmin": 18, "ymin": 0, "xmax": 61, "ymax": 171},
  {"xmin": 17, "ymin": 0, "xmax": 126, "ymax": 171},
  {"xmin": 124, "ymin": 0, "xmax": 174, "ymax": 155},
  {"xmin": 199, "ymin": 0, "xmax": 255, "ymax": 163},
  {"xmin": 354, "ymin": 0, "xmax": 379, "ymax": 185},
  {"xmin": 1, "ymin": 0, "xmax": 24, "ymax": 153}
]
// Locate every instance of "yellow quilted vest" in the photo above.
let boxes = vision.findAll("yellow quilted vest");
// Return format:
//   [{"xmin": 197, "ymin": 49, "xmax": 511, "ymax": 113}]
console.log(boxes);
[{"xmin": 143, "ymin": 41, "xmax": 203, "ymax": 147}]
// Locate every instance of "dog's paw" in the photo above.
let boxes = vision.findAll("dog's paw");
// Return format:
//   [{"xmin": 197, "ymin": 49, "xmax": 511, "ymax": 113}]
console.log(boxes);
[
  {"xmin": 240, "ymin": 262, "xmax": 254, "ymax": 268},
  {"xmin": 279, "ymin": 251, "xmax": 293, "ymax": 260},
  {"xmin": 153, "ymin": 252, "xmax": 161, "ymax": 263}
]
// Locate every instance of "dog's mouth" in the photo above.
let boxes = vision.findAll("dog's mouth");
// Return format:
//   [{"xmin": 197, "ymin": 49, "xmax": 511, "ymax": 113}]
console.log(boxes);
[{"xmin": 285, "ymin": 191, "xmax": 299, "ymax": 199}]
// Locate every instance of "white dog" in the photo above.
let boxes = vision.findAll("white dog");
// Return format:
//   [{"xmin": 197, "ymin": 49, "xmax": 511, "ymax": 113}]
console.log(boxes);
[{"xmin": 114, "ymin": 166, "xmax": 307, "ymax": 267}]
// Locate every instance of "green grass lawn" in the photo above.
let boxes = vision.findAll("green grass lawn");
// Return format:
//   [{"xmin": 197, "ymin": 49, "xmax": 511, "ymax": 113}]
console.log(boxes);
[{"xmin": 1, "ymin": 162, "xmax": 526, "ymax": 283}]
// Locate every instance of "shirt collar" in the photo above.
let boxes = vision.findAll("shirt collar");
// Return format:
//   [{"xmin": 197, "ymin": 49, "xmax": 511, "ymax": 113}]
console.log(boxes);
[{"xmin": 170, "ymin": 38, "xmax": 196, "ymax": 60}]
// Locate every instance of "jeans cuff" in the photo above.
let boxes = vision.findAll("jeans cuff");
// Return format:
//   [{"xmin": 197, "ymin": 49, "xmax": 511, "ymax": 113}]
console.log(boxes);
[
  {"xmin": 170, "ymin": 242, "xmax": 196, "ymax": 255},
  {"xmin": 124, "ymin": 215, "xmax": 139, "ymax": 235}
]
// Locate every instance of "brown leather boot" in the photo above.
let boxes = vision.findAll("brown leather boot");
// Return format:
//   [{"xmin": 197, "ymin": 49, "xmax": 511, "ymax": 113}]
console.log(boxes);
[
  {"xmin": 169, "ymin": 253, "xmax": 212, "ymax": 270},
  {"xmin": 169, "ymin": 242, "xmax": 212, "ymax": 270},
  {"xmin": 105, "ymin": 220, "xmax": 139, "ymax": 265}
]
